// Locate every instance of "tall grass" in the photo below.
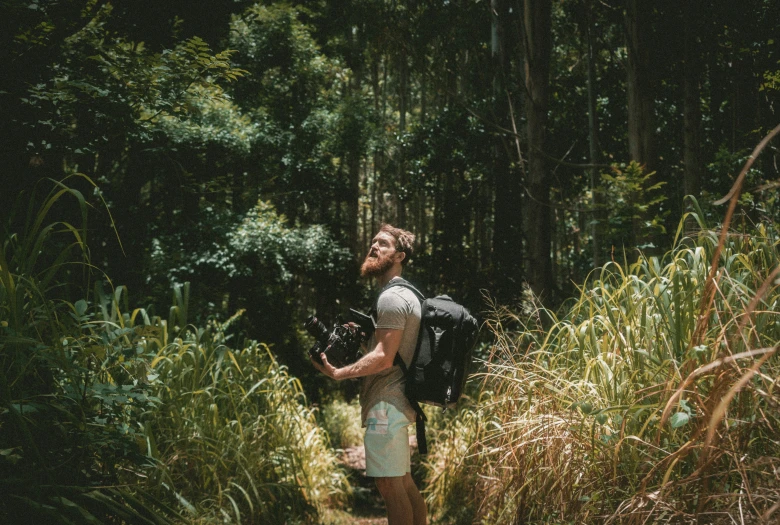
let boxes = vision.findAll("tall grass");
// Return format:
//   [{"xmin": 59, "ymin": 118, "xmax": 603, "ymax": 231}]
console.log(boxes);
[
  {"xmin": 0, "ymin": 176, "xmax": 176, "ymax": 523},
  {"xmin": 1, "ymin": 178, "xmax": 351, "ymax": 524},
  {"xmin": 426, "ymin": 221, "xmax": 780, "ymax": 524},
  {"xmin": 425, "ymin": 128, "xmax": 780, "ymax": 524},
  {"xmin": 318, "ymin": 398, "xmax": 363, "ymax": 450},
  {"xmin": 136, "ymin": 301, "xmax": 350, "ymax": 523}
]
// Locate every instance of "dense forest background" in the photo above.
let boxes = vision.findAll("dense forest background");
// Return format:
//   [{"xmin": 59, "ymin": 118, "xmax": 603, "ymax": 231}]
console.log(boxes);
[
  {"xmin": 1, "ymin": 1, "xmax": 779, "ymax": 523},
  {"xmin": 3, "ymin": 0, "xmax": 778, "ymax": 373}
]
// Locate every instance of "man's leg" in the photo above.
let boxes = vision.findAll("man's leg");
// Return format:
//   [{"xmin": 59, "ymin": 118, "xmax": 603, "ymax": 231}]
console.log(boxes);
[
  {"xmin": 402, "ymin": 472, "xmax": 427, "ymax": 525},
  {"xmin": 375, "ymin": 476, "xmax": 413, "ymax": 525},
  {"xmin": 364, "ymin": 402, "xmax": 425, "ymax": 523}
]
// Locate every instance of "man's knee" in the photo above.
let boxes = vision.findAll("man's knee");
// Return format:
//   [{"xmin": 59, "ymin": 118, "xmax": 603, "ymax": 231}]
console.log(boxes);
[{"xmin": 375, "ymin": 476, "xmax": 404, "ymax": 498}]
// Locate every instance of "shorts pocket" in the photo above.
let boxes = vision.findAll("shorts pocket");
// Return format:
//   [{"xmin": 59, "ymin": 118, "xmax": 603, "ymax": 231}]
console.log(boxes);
[{"xmin": 365, "ymin": 408, "xmax": 389, "ymax": 435}]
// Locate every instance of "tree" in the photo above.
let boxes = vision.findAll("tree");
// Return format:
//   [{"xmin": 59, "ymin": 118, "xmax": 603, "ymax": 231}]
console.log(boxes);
[
  {"xmin": 491, "ymin": 0, "xmax": 525, "ymax": 300},
  {"xmin": 624, "ymin": 0, "xmax": 658, "ymax": 249},
  {"xmin": 521, "ymin": 0, "xmax": 554, "ymax": 302}
]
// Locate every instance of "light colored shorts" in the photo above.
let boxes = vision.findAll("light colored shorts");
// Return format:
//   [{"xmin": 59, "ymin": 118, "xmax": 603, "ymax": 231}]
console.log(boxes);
[{"xmin": 364, "ymin": 401, "xmax": 412, "ymax": 478}]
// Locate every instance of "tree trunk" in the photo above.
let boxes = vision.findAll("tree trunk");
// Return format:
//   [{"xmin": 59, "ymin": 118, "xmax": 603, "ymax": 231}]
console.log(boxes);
[
  {"xmin": 625, "ymin": 0, "xmax": 657, "ymax": 248},
  {"xmin": 682, "ymin": 0, "xmax": 702, "ymax": 233},
  {"xmin": 522, "ymin": 0, "xmax": 554, "ymax": 303},
  {"xmin": 584, "ymin": 3, "xmax": 605, "ymax": 267},
  {"xmin": 491, "ymin": 0, "xmax": 524, "ymax": 300},
  {"xmin": 396, "ymin": 51, "xmax": 408, "ymax": 225}
]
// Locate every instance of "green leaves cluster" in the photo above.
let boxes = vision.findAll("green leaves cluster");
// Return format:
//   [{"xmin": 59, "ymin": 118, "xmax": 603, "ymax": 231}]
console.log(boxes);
[
  {"xmin": 149, "ymin": 200, "xmax": 351, "ymax": 292},
  {"xmin": 23, "ymin": 4, "xmax": 246, "ymax": 156},
  {"xmin": 0, "ymin": 178, "xmax": 174, "ymax": 523},
  {"xmin": 231, "ymin": 201, "xmax": 353, "ymax": 280},
  {"xmin": 598, "ymin": 160, "xmax": 669, "ymax": 250}
]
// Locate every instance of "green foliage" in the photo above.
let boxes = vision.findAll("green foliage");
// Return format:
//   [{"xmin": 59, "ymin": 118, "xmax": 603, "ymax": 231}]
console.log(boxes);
[
  {"xmin": 701, "ymin": 145, "xmax": 780, "ymax": 226},
  {"xmin": 228, "ymin": 2, "xmax": 347, "ymax": 210},
  {"xmin": 760, "ymin": 61, "xmax": 780, "ymax": 92},
  {"xmin": 143, "ymin": 310, "xmax": 350, "ymax": 523},
  {"xmin": 232, "ymin": 201, "xmax": 353, "ymax": 278},
  {"xmin": 22, "ymin": 3, "xmax": 246, "ymax": 156},
  {"xmin": 1, "ymin": 181, "xmax": 352, "ymax": 524},
  {"xmin": 425, "ymin": 217, "xmax": 780, "ymax": 523},
  {"xmin": 151, "ymin": 201, "xmax": 351, "ymax": 285},
  {"xmin": 0, "ymin": 178, "xmax": 176, "ymax": 523},
  {"xmin": 598, "ymin": 160, "xmax": 669, "ymax": 250},
  {"xmin": 318, "ymin": 398, "xmax": 363, "ymax": 449}
]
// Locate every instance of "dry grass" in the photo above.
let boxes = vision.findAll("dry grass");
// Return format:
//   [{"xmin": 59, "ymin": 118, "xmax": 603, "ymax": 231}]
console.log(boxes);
[{"xmin": 424, "ymin": 127, "xmax": 780, "ymax": 524}]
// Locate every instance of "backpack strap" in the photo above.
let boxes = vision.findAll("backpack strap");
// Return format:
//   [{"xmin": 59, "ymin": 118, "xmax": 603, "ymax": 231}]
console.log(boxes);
[
  {"xmin": 373, "ymin": 277, "xmax": 424, "ymax": 368},
  {"xmin": 378, "ymin": 277, "xmax": 425, "ymax": 302},
  {"xmin": 391, "ymin": 341, "xmax": 429, "ymax": 455},
  {"xmin": 372, "ymin": 277, "xmax": 429, "ymax": 455}
]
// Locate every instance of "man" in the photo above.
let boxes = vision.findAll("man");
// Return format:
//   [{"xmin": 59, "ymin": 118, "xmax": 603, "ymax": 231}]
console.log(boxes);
[{"xmin": 312, "ymin": 224, "xmax": 427, "ymax": 525}]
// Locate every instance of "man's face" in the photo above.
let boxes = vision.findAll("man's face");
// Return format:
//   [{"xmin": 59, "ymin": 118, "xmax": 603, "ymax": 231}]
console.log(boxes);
[{"xmin": 360, "ymin": 232, "xmax": 401, "ymax": 278}]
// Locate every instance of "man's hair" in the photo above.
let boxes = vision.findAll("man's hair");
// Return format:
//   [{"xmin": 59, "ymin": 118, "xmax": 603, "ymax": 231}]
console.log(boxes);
[{"xmin": 379, "ymin": 224, "xmax": 415, "ymax": 265}]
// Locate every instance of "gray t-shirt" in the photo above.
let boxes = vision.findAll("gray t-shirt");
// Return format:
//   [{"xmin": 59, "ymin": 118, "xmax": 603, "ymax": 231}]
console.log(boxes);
[{"xmin": 360, "ymin": 279, "xmax": 421, "ymax": 425}]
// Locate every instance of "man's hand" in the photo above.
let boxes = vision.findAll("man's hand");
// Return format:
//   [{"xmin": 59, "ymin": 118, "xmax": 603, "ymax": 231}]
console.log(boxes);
[{"xmin": 311, "ymin": 352, "xmax": 342, "ymax": 381}]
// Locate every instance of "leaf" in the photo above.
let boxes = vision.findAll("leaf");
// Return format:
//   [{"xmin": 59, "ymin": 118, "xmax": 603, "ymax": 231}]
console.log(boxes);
[
  {"xmin": 75, "ymin": 299, "xmax": 88, "ymax": 317},
  {"xmin": 670, "ymin": 412, "xmax": 690, "ymax": 429}
]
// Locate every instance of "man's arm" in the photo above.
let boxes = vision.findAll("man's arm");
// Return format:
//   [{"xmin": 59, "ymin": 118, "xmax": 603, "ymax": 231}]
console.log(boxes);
[{"xmin": 312, "ymin": 328, "xmax": 403, "ymax": 381}]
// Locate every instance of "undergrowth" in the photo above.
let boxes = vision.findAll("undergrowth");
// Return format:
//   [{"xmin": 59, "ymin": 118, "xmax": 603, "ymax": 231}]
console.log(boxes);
[
  {"xmin": 0, "ymin": 177, "xmax": 350, "ymax": 524},
  {"xmin": 425, "ymin": 217, "xmax": 780, "ymax": 524}
]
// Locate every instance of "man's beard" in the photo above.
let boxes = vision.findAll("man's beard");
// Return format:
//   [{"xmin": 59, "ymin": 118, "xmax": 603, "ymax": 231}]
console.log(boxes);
[{"xmin": 360, "ymin": 252, "xmax": 394, "ymax": 278}]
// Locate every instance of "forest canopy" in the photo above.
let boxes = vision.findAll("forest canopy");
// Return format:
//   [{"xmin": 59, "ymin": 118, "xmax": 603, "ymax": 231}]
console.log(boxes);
[{"xmin": 2, "ymin": 0, "xmax": 778, "ymax": 327}]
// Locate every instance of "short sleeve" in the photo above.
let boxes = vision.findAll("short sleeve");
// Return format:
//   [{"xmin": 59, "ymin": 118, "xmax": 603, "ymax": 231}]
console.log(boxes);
[{"xmin": 375, "ymin": 290, "xmax": 412, "ymax": 330}]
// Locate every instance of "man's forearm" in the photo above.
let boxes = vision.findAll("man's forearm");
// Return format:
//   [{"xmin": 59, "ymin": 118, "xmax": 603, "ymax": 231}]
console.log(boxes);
[
  {"xmin": 335, "ymin": 345, "xmax": 393, "ymax": 380},
  {"xmin": 314, "ymin": 327, "xmax": 402, "ymax": 381}
]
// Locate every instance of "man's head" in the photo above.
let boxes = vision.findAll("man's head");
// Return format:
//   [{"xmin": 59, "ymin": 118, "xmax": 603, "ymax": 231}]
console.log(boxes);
[{"xmin": 360, "ymin": 224, "xmax": 415, "ymax": 279}]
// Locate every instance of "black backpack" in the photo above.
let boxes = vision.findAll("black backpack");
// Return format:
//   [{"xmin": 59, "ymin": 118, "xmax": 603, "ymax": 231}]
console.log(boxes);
[{"xmin": 377, "ymin": 278, "xmax": 479, "ymax": 455}]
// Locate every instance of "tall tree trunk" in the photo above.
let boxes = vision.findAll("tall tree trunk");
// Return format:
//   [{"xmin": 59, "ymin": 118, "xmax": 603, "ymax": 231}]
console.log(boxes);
[
  {"xmin": 396, "ymin": 51, "xmax": 408, "ymax": 225},
  {"xmin": 492, "ymin": 0, "xmax": 524, "ymax": 300},
  {"xmin": 682, "ymin": 0, "xmax": 702, "ymax": 233},
  {"xmin": 362, "ymin": 159, "xmax": 369, "ymax": 250},
  {"xmin": 522, "ymin": 0, "xmax": 554, "ymax": 303},
  {"xmin": 345, "ymin": 27, "xmax": 363, "ymax": 258},
  {"xmin": 420, "ymin": 70, "xmax": 427, "ymax": 127},
  {"xmin": 584, "ymin": 3, "xmax": 605, "ymax": 267},
  {"xmin": 347, "ymin": 150, "xmax": 361, "ymax": 255},
  {"xmin": 625, "ymin": 0, "xmax": 658, "ymax": 248}
]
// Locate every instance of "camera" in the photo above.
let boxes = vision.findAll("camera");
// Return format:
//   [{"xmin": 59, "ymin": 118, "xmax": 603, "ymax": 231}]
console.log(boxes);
[{"xmin": 305, "ymin": 309, "xmax": 375, "ymax": 368}]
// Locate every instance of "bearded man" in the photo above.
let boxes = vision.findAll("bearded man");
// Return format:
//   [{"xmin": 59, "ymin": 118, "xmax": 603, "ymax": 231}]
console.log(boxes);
[{"xmin": 312, "ymin": 224, "xmax": 427, "ymax": 525}]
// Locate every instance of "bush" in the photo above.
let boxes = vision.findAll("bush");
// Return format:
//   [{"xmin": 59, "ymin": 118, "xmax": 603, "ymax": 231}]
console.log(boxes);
[
  {"xmin": 0, "ymin": 180, "xmax": 351, "ymax": 524},
  {"xmin": 0, "ymin": 178, "xmax": 177, "ymax": 523}
]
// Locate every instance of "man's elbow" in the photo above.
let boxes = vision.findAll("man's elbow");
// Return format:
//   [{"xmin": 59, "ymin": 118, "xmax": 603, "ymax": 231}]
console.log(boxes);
[{"xmin": 377, "ymin": 353, "xmax": 396, "ymax": 372}]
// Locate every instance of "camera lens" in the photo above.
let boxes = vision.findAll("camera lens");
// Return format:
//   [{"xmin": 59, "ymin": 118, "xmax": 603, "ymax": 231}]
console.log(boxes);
[{"xmin": 304, "ymin": 315, "xmax": 330, "ymax": 343}]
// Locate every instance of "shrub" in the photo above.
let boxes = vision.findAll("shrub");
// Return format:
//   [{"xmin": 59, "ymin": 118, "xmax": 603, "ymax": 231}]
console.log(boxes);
[
  {"xmin": 319, "ymin": 398, "xmax": 363, "ymax": 450},
  {"xmin": 1, "ymin": 179, "xmax": 351, "ymax": 524},
  {"xmin": 0, "ymin": 177, "xmax": 177, "ymax": 523}
]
